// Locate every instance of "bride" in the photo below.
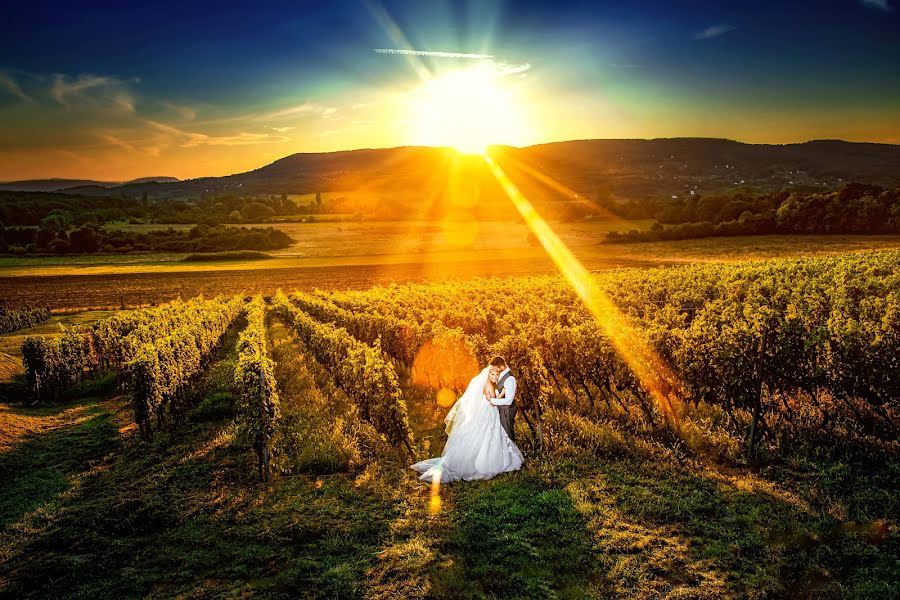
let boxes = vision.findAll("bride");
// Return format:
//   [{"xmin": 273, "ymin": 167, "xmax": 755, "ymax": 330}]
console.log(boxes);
[{"xmin": 411, "ymin": 365, "xmax": 523, "ymax": 482}]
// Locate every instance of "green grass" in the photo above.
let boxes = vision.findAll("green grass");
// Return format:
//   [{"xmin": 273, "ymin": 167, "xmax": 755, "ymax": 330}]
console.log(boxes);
[
  {"xmin": 0, "ymin": 252, "xmax": 186, "ymax": 268},
  {"xmin": 0, "ymin": 318, "xmax": 404, "ymax": 599},
  {"xmin": 435, "ymin": 473, "xmax": 598, "ymax": 599},
  {"xmin": 267, "ymin": 318, "xmax": 379, "ymax": 474}
]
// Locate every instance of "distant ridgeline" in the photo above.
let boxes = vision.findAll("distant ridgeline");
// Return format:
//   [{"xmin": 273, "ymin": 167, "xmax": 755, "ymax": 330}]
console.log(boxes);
[
  {"xmin": 0, "ymin": 224, "xmax": 293, "ymax": 255},
  {"xmin": 605, "ymin": 183, "xmax": 900, "ymax": 243}
]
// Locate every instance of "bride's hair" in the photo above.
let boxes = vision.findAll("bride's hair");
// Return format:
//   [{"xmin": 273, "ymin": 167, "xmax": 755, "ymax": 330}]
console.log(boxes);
[{"xmin": 489, "ymin": 356, "xmax": 506, "ymax": 368}]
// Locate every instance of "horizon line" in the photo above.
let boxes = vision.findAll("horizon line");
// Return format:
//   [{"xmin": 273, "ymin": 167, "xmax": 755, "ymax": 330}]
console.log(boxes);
[{"xmin": 2, "ymin": 136, "xmax": 898, "ymax": 184}]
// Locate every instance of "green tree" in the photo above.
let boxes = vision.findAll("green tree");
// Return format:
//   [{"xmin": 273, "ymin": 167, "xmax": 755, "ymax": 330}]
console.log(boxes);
[
  {"xmin": 240, "ymin": 202, "xmax": 275, "ymax": 222},
  {"xmin": 69, "ymin": 226, "xmax": 100, "ymax": 253},
  {"xmin": 47, "ymin": 238, "xmax": 70, "ymax": 253}
]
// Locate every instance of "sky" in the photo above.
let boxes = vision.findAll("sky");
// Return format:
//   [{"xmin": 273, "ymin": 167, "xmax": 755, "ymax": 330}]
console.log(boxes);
[{"xmin": 1, "ymin": 0, "xmax": 898, "ymax": 181}]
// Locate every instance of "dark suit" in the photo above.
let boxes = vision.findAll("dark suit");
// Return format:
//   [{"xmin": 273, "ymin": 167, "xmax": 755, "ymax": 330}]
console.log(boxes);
[{"xmin": 495, "ymin": 369, "xmax": 517, "ymax": 443}]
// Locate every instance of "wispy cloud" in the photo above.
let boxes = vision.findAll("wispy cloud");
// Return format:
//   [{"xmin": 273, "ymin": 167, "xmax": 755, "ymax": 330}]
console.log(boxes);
[
  {"xmin": 494, "ymin": 62, "xmax": 531, "ymax": 76},
  {"xmin": 861, "ymin": 0, "xmax": 892, "ymax": 10},
  {"xmin": 95, "ymin": 131, "xmax": 139, "ymax": 153},
  {"xmin": 145, "ymin": 119, "xmax": 290, "ymax": 147},
  {"xmin": 51, "ymin": 74, "xmax": 113, "ymax": 103},
  {"xmin": 0, "ymin": 72, "xmax": 31, "ymax": 102},
  {"xmin": 50, "ymin": 73, "xmax": 136, "ymax": 113},
  {"xmin": 161, "ymin": 101, "xmax": 197, "ymax": 121},
  {"xmin": 257, "ymin": 102, "xmax": 337, "ymax": 121},
  {"xmin": 112, "ymin": 93, "xmax": 135, "ymax": 113},
  {"xmin": 265, "ymin": 125, "xmax": 295, "ymax": 133},
  {"xmin": 54, "ymin": 149, "xmax": 96, "ymax": 166},
  {"xmin": 183, "ymin": 131, "xmax": 290, "ymax": 147},
  {"xmin": 186, "ymin": 100, "xmax": 338, "ymax": 130},
  {"xmin": 693, "ymin": 24, "xmax": 735, "ymax": 40}
]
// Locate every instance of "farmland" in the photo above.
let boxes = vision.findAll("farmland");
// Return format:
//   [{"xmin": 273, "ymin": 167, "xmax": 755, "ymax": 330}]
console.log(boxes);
[
  {"xmin": 1, "ymin": 248, "xmax": 897, "ymax": 597},
  {"xmin": 2, "ymin": 216, "xmax": 900, "ymax": 310}
]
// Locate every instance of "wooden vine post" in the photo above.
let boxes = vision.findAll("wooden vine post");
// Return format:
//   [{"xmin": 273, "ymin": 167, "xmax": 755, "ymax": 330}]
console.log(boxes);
[
  {"xmin": 747, "ymin": 324, "xmax": 769, "ymax": 458},
  {"xmin": 259, "ymin": 362, "xmax": 271, "ymax": 482}
]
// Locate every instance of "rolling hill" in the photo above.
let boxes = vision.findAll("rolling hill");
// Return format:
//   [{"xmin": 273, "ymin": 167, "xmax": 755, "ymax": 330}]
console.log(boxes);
[
  {"xmin": 25, "ymin": 139, "xmax": 900, "ymax": 206},
  {"xmin": 0, "ymin": 176, "xmax": 179, "ymax": 193}
]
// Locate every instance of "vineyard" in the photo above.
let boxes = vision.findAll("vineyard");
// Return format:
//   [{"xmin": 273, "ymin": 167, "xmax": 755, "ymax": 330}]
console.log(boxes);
[
  {"xmin": 0, "ymin": 304, "xmax": 50, "ymax": 335},
  {"xmin": 317, "ymin": 249, "xmax": 900, "ymax": 456},
  {"xmin": 2, "ymin": 249, "xmax": 898, "ymax": 598}
]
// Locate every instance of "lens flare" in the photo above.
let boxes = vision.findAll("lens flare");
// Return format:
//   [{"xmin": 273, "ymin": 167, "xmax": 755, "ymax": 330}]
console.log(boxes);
[
  {"xmin": 412, "ymin": 336, "xmax": 479, "ymax": 393},
  {"xmin": 441, "ymin": 216, "xmax": 480, "ymax": 248},
  {"xmin": 436, "ymin": 387, "xmax": 458, "ymax": 408},
  {"xmin": 429, "ymin": 466, "xmax": 443, "ymax": 514},
  {"xmin": 493, "ymin": 151, "xmax": 625, "ymax": 222}
]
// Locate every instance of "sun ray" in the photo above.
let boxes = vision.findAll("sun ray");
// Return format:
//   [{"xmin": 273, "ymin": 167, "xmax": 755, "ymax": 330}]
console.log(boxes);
[
  {"xmin": 490, "ymin": 148, "xmax": 627, "ymax": 222},
  {"xmin": 482, "ymin": 152, "xmax": 683, "ymax": 425}
]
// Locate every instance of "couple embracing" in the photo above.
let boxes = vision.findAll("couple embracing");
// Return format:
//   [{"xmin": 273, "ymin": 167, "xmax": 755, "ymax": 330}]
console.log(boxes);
[{"xmin": 412, "ymin": 356, "xmax": 523, "ymax": 482}]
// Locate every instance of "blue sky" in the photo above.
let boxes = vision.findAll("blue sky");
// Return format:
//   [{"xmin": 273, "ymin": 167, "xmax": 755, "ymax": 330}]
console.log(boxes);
[{"xmin": 1, "ymin": 0, "xmax": 898, "ymax": 179}]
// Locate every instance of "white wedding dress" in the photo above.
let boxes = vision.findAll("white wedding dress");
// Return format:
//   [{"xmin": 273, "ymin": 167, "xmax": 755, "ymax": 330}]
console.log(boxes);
[{"xmin": 411, "ymin": 367, "xmax": 523, "ymax": 482}]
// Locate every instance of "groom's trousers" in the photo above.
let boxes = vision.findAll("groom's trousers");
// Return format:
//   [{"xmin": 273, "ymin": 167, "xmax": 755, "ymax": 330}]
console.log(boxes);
[{"xmin": 499, "ymin": 403, "xmax": 517, "ymax": 444}]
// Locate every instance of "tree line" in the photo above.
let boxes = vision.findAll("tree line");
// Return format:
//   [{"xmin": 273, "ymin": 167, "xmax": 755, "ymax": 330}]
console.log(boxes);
[
  {"xmin": 0, "ymin": 223, "xmax": 293, "ymax": 255},
  {"xmin": 604, "ymin": 183, "xmax": 900, "ymax": 242},
  {"xmin": 0, "ymin": 190, "xmax": 307, "ymax": 228}
]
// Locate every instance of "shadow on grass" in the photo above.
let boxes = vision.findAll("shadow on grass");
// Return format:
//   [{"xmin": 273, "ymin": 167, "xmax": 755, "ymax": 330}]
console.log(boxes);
[
  {"xmin": 0, "ymin": 400, "xmax": 118, "ymax": 528},
  {"xmin": 0, "ymin": 370, "xmax": 117, "ymax": 408},
  {"xmin": 0, "ymin": 372, "xmax": 29, "ymax": 405},
  {"xmin": 415, "ymin": 438, "xmax": 898, "ymax": 599},
  {"xmin": 564, "ymin": 455, "xmax": 899, "ymax": 598}
]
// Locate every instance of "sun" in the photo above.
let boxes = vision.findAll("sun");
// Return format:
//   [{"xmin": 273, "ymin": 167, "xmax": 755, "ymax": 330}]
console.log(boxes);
[{"xmin": 409, "ymin": 63, "xmax": 532, "ymax": 154}]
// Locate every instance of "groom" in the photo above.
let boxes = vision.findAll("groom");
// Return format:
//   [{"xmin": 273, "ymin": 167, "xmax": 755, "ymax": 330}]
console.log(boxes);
[{"xmin": 489, "ymin": 356, "xmax": 517, "ymax": 443}]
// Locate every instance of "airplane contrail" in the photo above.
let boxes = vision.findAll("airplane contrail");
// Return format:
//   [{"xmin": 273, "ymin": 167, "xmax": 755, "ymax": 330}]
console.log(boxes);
[{"xmin": 373, "ymin": 48, "xmax": 494, "ymax": 60}]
